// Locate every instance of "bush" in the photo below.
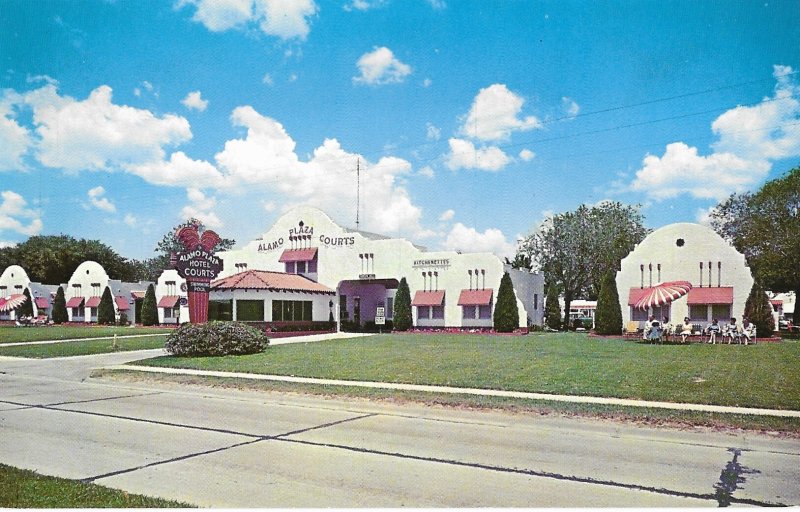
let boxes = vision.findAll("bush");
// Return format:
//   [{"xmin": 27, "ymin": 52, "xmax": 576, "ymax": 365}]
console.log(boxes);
[
  {"xmin": 594, "ymin": 270, "xmax": 623, "ymax": 335},
  {"xmin": 393, "ymin": 277, "xmax": 412, "ymax": 331},
  {"xmin": 744, "ymin": 281, "xmax": 775, "ymax": 336},
  {"xmin": 141, "ymin": 283, "xmax": 158, "ymax": 326},
  {"xmin": 118, "ymin": 312, "xmax": 129, "ymax": 326},
  {"xmin": 493, "ymin": 272, "xmax": 519, "ymax": 332},
  {"xmin": 165, "ymin": 321, "xmax": 269, "ymax": 357},
  {"xmin": 18, "ymin": 288, "xmax": 34, "ymax": 318},
  {"xmin": 545, "ymin": 283, "xmax": 562, "ymax": 330},
  {"xmin": 52, "ymin": 286, "xmax": 68, "ymax": 324}
]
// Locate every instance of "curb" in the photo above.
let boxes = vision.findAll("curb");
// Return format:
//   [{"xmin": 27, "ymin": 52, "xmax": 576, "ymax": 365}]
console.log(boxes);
[{"xmin": 108, "ymin": 364, "xmax": 800, "ymax": 418}]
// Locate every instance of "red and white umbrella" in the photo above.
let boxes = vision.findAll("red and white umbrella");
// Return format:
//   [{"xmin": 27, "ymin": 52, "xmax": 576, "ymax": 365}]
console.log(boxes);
[
  {"xmin": 634, "ymin": 281, "xmax": 693, "ymax": 310},
  {"xmin": 0, "ymin": 294, "xmax": 28, "ymax": 312}
]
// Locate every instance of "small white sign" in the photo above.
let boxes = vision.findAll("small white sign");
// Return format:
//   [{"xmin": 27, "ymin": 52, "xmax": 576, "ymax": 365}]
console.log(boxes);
[{"xmin": 375, "ymin": 306, "xmax": 385, "ymax": 325}]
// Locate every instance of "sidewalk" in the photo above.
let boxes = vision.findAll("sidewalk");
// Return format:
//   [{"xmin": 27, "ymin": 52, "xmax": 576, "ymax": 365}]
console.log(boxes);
[
  {"xmin": 0, "ymin": 333, "xmax": 169, "ymax": 348},
  {"xmin": 108, "ymin": 363, "xmax": 800, "ymax": 419}
]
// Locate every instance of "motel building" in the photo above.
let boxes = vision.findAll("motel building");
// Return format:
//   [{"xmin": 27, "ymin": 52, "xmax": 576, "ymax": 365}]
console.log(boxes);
[
  {"xmin": 63, "ymin": 261, "xmax": 152, "ymax": 324},
  {"xmin": 214, "ymin": 206, "xmax": 544, "ymax": 330},
  {"xmin": 155, "ymin": 269, "xmax": 189, "ymax": 325},
  {"xmin": 0, "ymin": 265, "xmax": 58, "ymax": 321},
  {"xmin": 616, "ymin": 223, "xmax": 755, "ymax": 330}
]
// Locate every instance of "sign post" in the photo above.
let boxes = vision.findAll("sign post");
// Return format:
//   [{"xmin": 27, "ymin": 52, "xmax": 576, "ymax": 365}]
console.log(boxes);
[
  {"xmin": 375, "ymin": 306, "xmax": 385, "ymax": 334},
  {"xmin": 173, "ymin": 227, "xmax": 224, "ymax": 324}
]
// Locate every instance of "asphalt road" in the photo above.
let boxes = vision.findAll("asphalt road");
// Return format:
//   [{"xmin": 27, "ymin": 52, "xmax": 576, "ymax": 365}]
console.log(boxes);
[{"xmin": 1, "ymin": 351, "xmax": 798, "ymax": 507}]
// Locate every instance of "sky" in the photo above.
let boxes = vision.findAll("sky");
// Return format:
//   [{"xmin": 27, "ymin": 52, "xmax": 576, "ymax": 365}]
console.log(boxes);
[{"xmin": 1, "ymin": 0, "xmax": 800, "ymax": 261}]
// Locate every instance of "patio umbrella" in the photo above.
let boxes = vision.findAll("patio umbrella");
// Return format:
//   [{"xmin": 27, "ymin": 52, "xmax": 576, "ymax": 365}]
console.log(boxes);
[
  {"xmin": 634, "ymin": 281, "xmax": 692, "ymax": 310},
  {"xmin": 0, "ymin": 294, "xmax": 27, "ymax": 312}
]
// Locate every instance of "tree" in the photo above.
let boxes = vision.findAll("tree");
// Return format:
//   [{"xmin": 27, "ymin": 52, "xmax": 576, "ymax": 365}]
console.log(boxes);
[
  {"xmin": 493, "ymin": 272, "xmax": 519, "ymax": 332},
  {"xmin": 518, "ymin": 201, "xmax": 647, "ymax": 327},
  {"xmin": 141, "ymin": 284, "xmax": 158, "ymax": 326},
  {"xmin": 18, "ymin": 288, "xmax": 34, "ymax": 318},
  {"xmin": 97, "ymin": 286, "xmax": 116, "ymax": 325},
  {"xmin": 545, "ymin": 283, "xmax": 562, "ymax": 330},
  {"xmin": 0, "ymin": 235, "xmax": 141, "ymax": 285},
  {"xmin": 393, "ymin": 277, "xmax": 412, "ymax": 331},
  {"xmin": 595, "ymin": 271, "xmax": 623, "ymax": 335},
  {"xmin": 52, "ymin": 286, "xmax": 68, "ymax": 324},
  {"xmin": 504, "ymin": 253, "xmax": 532, "ymax": 271},
  {"xmin": 709, "ymin": 166, "xmax": 800, "ymax": 297},
  {"xmin": 744, "ymin": 281, "xmax": 775, "ymax": 337}
]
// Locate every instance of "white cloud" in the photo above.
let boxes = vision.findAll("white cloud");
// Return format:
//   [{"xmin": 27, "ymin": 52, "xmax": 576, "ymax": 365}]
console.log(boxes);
[
  {"xmin": 629, "ymin": 65, "xmax": 800, "ymax": 200},
  {"xmin": 24, "ymin": 84, "xmax": 191, "ymax": 171},
  {"xmin": 181, "ymin": 188, "xmax": 223, "ymax": 228},
  {"xmin": 418, "ymin": 165, "xmax": 435, "ymax": 178},
  {"xmin": 212, "ymin": 105, "xmax": 424, "ymax": 236},
  {"xmin": 442, "ymin": 222, "xmax": 516, "ymax": 258},
  {"xmin": 459, "ymin": 83, "xmax": 541, "ymax": 141},
  {"xmin": 262, "ymin": 73, "xmax": 273, "ymax": 85},
  {"xmin": 262, "ymin": 200, "xmax": 277, "ymax": 211},
  {"xmin": 179, "ymin": 0, "xmax": 317, "ymax": 40},
  {"xmin": 0, "ymin": 190, "xmax": 42, "ymax": 236},
  {"xmin": 0, "ymin": 240, "xmax": 16, "ymax": 249},
  {"xmin": 519, "ymin": 148, "xmax": 535, "ymax": 161},
  {"xmin": 343, "ymin": 0, "xmax": 385, "ymax": 11},
  {"xmin": 439, "ymin": 209, "xmax": 455, "ymax": 221},
  {"xmin": 445, "ymin": 138, "xmax": 511, "ymax": 172},
  {"xmin": 562, "ymin": 96, "xmax": 580, "ymax": 118},
  {"xmin": 426, "ymin": 122, "xmax": 441, "ymax": 141},
  {"xmin": 181, "ymin": 90, "xmax": 209, "ymax": 111},
  {"xmin": 695, "ymin": 206, "xmax": 714, "ymax": 226},
  {"xmin": 423, "ymin": 78, "xmax": 432, "ymax": 88},
  {"xmin": 127, "ymin": 151, "xmax": 224, "ymax": 188},
  {"xmin": 426, "ymin": 0, "xmax": 446, "ymax": 9},
  {"xmin": 353, "ymin": 46, "xmax": 412, "ymax": 85},
  {"xmin": 0, "ymin": 92, "xmax": 31, "ymax": 171},
  {"xmin": 87, "ymin": 186, "xmax": 116, "ymax": 213},
  {"xmin": 123, "ymin": 213, "xmax": 137, "ymax": 227}
]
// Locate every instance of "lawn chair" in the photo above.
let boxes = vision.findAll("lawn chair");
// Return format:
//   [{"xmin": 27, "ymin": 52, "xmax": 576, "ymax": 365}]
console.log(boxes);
[{"xmin": 623, "ymin": 321, "xmax": 639, "ymax": 338}]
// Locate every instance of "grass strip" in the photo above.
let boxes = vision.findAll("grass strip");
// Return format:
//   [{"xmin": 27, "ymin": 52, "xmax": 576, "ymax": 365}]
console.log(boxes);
[
  {"xmin": 0, "ymin": 463, "xmax": 193, "ymax": 508},
  {"xmin": 93, "ymin": 369, "xmax": 800, "ymax": 436},
  {"xmin": 0, "ymin": 325, "xmax": 172, "ymax": 344},
  {"xmin": 134, "ymin": 332, "xmax": 800, "ymax": 410},
  {"xmin": 0, "ymin": 336, "xmax": 166, "ymax": 358}
]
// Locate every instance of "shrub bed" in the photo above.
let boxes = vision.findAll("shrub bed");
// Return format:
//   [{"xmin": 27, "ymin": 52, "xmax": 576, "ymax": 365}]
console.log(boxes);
[{"xmin": 165, "ymin": 321, "xmax": 269, "ymax": 357}]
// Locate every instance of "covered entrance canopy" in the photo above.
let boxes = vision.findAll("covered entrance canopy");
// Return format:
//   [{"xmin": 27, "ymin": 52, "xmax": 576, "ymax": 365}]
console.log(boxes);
[
  {"xmin": 629, "ymin": 281, "xmax": 693, "ymax": 310},
  {"xmin": 337, "ymin": 278, "xmax": 399, "ymax": 329}
]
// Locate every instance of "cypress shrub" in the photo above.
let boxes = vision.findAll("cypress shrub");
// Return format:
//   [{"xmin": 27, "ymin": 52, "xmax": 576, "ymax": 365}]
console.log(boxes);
[
  {"xmin": 545, "ymin": 283, "xmax": 562, "ymax": 330},
  {"xmin": 595, "ymin": 271, "xmax": 623, "ymax": 335},
  {"xmin": 97, "ymin": 286, "xmax": 116, "ymax": 325},
  {"xmin": 141, "ymin": 283, "xmax": 158, "ymax": 326},
  {"xmin": 52, "ymin": 286, "xmax": 68, "ymax": 324},
  {"xmin": 744, "ymin": 281, "xmax": 775, "ymax": 336},
  {"xmin": 493, "ymin": 272, "xmax": 519, "ymax": 332},
  {"xmin": 393, "ymin": 277, "xmax": 412, "ymax": 331},
  {"xmin": 19, "ymin": 288, "xmax": 34, "ymax": 318}
]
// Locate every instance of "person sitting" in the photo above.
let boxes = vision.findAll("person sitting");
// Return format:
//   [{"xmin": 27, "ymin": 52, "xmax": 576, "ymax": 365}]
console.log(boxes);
[
  {"xmin": 662, "ymin": 316, "xmax": 672, "ymax": 342},
  {"xmin": 679, "ymin": 317, "xmax": 693, "ymax": 343},
  {"xmin": 741, "ymin": 317, "xmax": 756, "ymax": 345},
  {"xmin": 643, "ymin": 315, "xmax": 654, "ymax": 340},
  {"xmin": 724, "ymin": 317, "xmax": 739, "ymax": 344},
  {"xmin": 706, "ymin": 318, "xmax": 721, "ymax": 344},
  {"xmin": 646, "ymin": 317, "xmax": 662, "ymax": 342}
]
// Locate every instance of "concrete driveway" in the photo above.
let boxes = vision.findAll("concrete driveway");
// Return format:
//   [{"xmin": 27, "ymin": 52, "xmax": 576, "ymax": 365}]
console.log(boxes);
[{"xmin": 1, "ymin": 351, "xmax": 798, "ymax": 507}]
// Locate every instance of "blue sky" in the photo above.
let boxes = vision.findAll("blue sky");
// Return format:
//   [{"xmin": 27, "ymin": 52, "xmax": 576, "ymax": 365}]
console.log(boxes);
[{"xmin": 1, "ymin": 0, "xmax": 799, "ymax": 260}]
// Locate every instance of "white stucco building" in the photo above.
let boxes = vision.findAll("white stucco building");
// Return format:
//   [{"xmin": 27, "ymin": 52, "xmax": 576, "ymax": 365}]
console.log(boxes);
[
  {"xmin": 616, "ymin": 223, "xmax": 754, "ymax": 328},
  {"xmin": 155, "ymin": 269, "xmax": 189, "ymax": 324},
  {"xmin": 65, "ymin": 261, "xmax": 152, "ymax": 323},
  {"xmin": 0, "ymin": 265, "xmax": 58, "ymax": 321},
  {"xmin": 216, "ymin": 206, "xmax": 544, "ymax": 329}
]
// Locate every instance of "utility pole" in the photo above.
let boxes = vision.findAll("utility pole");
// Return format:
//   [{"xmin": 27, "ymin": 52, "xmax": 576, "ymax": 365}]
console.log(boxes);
[{"xmin": 356, "ymin": 158, "xmax": 360, "ymax": 230}]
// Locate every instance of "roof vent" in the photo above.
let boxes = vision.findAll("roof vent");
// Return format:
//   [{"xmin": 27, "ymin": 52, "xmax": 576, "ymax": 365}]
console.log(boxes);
[{"xmin": 676, "ymin": 238, "xmax": 685, "ymax": 247}]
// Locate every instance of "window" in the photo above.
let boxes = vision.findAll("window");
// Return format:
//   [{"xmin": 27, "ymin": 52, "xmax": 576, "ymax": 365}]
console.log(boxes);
[
  {"xmin": 296, "ymin": 261, "xmax": 306, "ymax": 273},
  {"xmin": 339, "ymin": 295, "xmax": 348, "ymax": 320},
  {"xmin": 631, "ymin": 308, "xmax": 649, "ymax": 321},
  {"xmin": 534, "ymin": 293, "xmax": 538, "ymax": 310},
  {"xmin": 272, "ymin": 300, "xmax": 312, "ymax": 321},
  {"xmin": 431, "ymin": 306, "xmax": 444, "ymax": 319},
  {"xmin": 689, "ymin": 305, "xmax": 708, "ymax": 322},
  {"xmin": 90, "ymin": 307, "xmax": 98, "ymax": 317},
  {"xmin": 237, "ymin": 300, "xmax": 265, "ymax": 321},
  {"xmin": 164, "ymin": 307, "xmax": 174, "ymax": 319},
  {"xmin": 72, "ymin": 307, "xmax": 81, "ymax": 317},
  {"xmin": 462, "ymin": 305, "xmax": 476, "ymax": 319},
  {"xmin": 208, "ymin": 300, "xmax": 233, "ymax": 321},
  {"xmin": 416, "ymin": 306, "xmax": 430, "ymax": 319},
  {"xmin": 285, "ymin": 262, "xmax": 295, "ymax": 274},
  {"xmin": 386, "ymin": 297, "xmax": 394, "ymax": 319},
  {"xmin": 478, "ymin": 305, "xmax": 492, "ymax": 319},
  {"xmin": 712, "ymin": 304, "xmax": 731, "ymax": 320}
]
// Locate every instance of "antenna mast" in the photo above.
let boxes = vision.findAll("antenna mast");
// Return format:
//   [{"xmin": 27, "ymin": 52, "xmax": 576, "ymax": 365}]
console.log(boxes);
[{"xmin": 356, "ymin": 158, "xmax": 360, "ymax": 230}]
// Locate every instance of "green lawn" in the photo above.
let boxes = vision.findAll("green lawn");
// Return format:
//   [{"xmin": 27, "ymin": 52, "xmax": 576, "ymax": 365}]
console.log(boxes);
[
  {"xmin": 0, "ymin": 325, "xmax": 172, "ymax": 344},
  {"xmin": 0, "ymin": 463, "xmax": 192, "ymax": 508},
  {"xmin": 137, "ymin": 332, "xmax": 800, "ymax": 410},
  {"xmin": 0, "ymin": 336, "xmax": 167, "ymax": 358}
]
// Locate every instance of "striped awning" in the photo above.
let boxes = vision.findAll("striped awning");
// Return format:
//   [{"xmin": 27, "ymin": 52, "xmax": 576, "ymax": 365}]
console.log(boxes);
[{"xmin": 630, "ymin": 281, "xmax": 693, "ymax": 310}]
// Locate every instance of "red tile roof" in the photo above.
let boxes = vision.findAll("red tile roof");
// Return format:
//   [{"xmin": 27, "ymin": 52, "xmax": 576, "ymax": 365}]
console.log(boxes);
[
  {"xmin": 85, "ymin": 296, "xmax": 102, "ymax": 308},
  {"xmin": 115, "ymin": 296, "xmax": 130, "ymax": 310},
  {"xmin": 411, "ymin": 290, "xmax": 445, "ymax": 307},
  {"xmin": 687, "ymin": 287, "xmax": 733, "ymax": 305},
  {"xmin": 211, "ymin": 270, "xmax": 334, "ymax": 294},
  {"xmin": 158, "ymin": 295, "xmax": 180, "ymax": 308},
  {"xmin": 457, "ymin": 289, "xmax": 493, "ymax": 306},
  {"xmin": 66, "ymin": 297, "xmax": 84, "ymax": 308},
  {"xmin": 279, "ymin": 248, "xmax": 318, "ymax": 263},
  {"xmin": 35, "ymin": 297, "xmax": 49, "ymax": 309}
]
